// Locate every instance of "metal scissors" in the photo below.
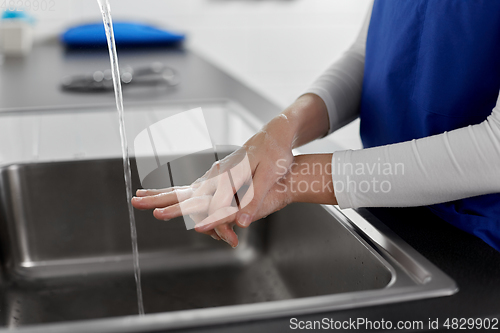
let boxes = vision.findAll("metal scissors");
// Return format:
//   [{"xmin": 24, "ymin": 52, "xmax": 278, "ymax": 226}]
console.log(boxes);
[{"xmin": 61, "ymin": 62, "xmax": 179, "ymax": 92}]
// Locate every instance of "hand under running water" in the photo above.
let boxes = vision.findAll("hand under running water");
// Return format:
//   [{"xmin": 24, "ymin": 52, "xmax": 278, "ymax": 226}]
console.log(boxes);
[
  {"xmin": 131, "ymin": 139, "xmax": 293, "ymax": 247},
  {"xmin": 131, "ymin": 157, "xmax": 293, "ymax": 247},
  {"xmin": 131, "ymin": 94, "xmax": 337, "ymax": 247}
]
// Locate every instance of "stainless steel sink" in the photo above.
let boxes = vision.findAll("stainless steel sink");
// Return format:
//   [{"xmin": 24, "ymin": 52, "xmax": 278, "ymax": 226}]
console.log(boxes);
[
  {"xmin": 0, "ymin": 157, "xmax": 457, "ymax": 332},
  {"xmin": 0, "ymin": 100, "xmax": 457, "ymax": 332}
]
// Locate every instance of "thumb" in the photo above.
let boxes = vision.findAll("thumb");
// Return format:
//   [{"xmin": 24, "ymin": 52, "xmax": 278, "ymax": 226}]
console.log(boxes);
[{"xmin": 235, "ymin": 165, "xmax": 277, "ymax": 228}]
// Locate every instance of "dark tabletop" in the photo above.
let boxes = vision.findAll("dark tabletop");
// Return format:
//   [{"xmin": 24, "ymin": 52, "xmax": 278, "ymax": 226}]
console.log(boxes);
[{"xmin": 1, "ymin": 40, "xmax": 499, "ymax": 333}]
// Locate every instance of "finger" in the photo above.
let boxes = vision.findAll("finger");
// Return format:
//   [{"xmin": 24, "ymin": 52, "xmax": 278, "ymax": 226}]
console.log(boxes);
[
  {"xmin": 132, "ymin": 187, "xmax": 193, "ymax": 210},
  {"xmin": 209, "ymin": 171, "xmax": 236, "ymax": 215},
  {"xmin": 194, "ymin": 206, "xmax": 238, "ymax": 232},
  {"xmin": 193, "ymin": 161, "xmax": 220, "ymax": 185},
  {"xmin": 135, "ymin": 187, "xmax": 180, "ymax": 197},
  {"xmin": 153, "ymin": 195, "xmax": 211, "ymax": 220},
  {"xmin": 194, "ymin": 153, "xmax": 249, "ymax": 198},
  {"xmin": 192, "ymin": 173, "xmax": 218, "ymax": 197},
  {"xmin": 214, "ymin": 223, "xmax": 238, "ymax": 248},
  {"xmin": 190, "ymin": 213, "xmax": 207, "ymax": 225},
  {"xmin": 206, "ymin": 229, "xmax": 221, "ymax": 241},
  {"xmin": 239, "ymin": 180, "xmax": 290, "ymax": 223},
  {"xmin": 189, "ymin": 213, "xmax": 221, "ymax": 241},
  {"xmin": 235, "ymin": 163, "xmax": 277, "ymax": 228},
  {"xmin": 208, "ymin": 153, "xmax": 253, "ymax": 215},
  {"xmin": 228, "ymin": 152, "xmax": 253, "ymax": 190}
]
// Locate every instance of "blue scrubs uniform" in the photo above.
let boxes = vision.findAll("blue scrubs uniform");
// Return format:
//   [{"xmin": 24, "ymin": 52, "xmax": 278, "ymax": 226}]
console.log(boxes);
[{"xmin": 360, "ymin": 0, "xmax": 500, "ymax": 251}]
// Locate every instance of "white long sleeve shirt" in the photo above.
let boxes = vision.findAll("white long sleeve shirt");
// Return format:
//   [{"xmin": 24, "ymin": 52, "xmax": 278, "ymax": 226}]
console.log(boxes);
[{"xmin": 305, "ymin": 1, "xmax": 500, "ymax": 209}]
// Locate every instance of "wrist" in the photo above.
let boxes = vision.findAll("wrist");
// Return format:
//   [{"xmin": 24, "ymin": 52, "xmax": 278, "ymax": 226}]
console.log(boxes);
[
  {"xmin": 288, "ymin": 93, "xmax": 330, "ymax": 148},
  {"xmin": 262, "ymin": 93, "xmax": 329, "ymax": 152},
  {"xmin": 264, "ymin": 110, "xmax": 300, "ymax": 151}
]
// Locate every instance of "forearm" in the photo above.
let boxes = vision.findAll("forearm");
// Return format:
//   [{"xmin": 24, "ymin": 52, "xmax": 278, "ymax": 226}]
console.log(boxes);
[
  {"xmin": 279, "ymin": 154, "xmax": 338, "ymax": 205},
  {"xmin": 333, "ymin": 95, "xmax": 500, "ymax": 208}
]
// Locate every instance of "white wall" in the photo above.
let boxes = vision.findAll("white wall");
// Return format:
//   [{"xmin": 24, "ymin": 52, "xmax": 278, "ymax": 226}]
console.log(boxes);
[{"xmin": 30, "ymin": 0, "xmax": 370, "ymax": 149}]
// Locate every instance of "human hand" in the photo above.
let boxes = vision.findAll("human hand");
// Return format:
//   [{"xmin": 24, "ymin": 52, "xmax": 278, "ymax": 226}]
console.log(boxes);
[
  {"xmin": 131, "ymin": 110, "xmax": 296, "ymax": 247},
  {"xmin": 132, "ymin": 94, "xmax": 330, "ymax": 247},
  {"xmin": 224, "ymin": 93, "xmax": 330, "ymax": 228},
  {"xmin": 132, "ymin": 148, "xmax": 254, "ymax": 247},
  {"xmin": 131, "ymin": 163, "xmax": 293, "ymax": 247},
  {"xmin": 132, "ymin": 153, "xmax": 337, "ymax": 248}
]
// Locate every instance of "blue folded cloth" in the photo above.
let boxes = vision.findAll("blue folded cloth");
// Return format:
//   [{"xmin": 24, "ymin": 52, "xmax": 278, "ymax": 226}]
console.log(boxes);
[
  {"xmin": 61, "ymin": 22, "xmax": 185, "ymax": 48},
  {"xmin": 1, "ymin": 10, "xmax": 35, "ymax": 24}
]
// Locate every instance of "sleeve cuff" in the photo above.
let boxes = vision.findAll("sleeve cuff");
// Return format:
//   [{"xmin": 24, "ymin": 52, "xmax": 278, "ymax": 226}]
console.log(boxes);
[{"xmin": 331, "ymin": 150, "xmax": 356, "ymax": 209}]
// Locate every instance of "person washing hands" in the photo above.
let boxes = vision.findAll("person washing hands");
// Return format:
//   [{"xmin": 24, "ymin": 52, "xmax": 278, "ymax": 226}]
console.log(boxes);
[{"xmin": 132, "ymin": 0, "xmax": 500, "ymax": 251}]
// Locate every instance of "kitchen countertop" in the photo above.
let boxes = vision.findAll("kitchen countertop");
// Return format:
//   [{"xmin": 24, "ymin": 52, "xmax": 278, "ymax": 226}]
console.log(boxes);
[
  {"xmin": 0, "ymin": 39, "xmax": 278, "ymax": 125},
  {"xmin": 1, "ymin": 40, "xmax": 499, "ymax": 332}
]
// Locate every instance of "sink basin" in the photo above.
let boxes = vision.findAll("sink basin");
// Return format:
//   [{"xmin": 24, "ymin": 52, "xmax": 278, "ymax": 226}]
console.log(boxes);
[{"xmin": 0, "ymin": 100, "xmax": 457, "ymax": 332}]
